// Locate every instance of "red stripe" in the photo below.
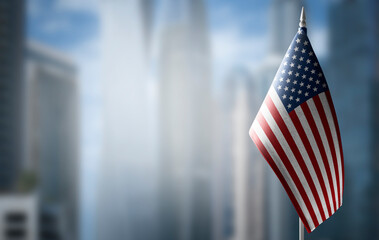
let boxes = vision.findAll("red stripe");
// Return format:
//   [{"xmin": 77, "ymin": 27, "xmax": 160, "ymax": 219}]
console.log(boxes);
[
  {"xmin": 300, "ymin": 103, "xmax": 338, "ymax": 211},
  {"xmin": 265, "ymin": 96, "xmax": 326, "ymax": 221},
  {"xmin": 313, "ymin": 95, "xmax": 341, "ymax": 207},
  {"xmin": 289, "ymin": 110, "xmax": 333, "ymax": 217},
  {"xmin": 249, "ymin": 129, "xmax": 312, "ymax": 233},
  {"xmin": 256, "ymin": 112, "xmax": 319, "ymax": 228},
  {"xmin": 325, "ymin": 91, "xmax": 344, "ymax": 203}
]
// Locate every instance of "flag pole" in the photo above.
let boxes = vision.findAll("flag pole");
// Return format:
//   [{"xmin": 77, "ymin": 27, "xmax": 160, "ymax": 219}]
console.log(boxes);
[
  {"xmin": 299, "ymin": 218, "xmax": 304, "ymax": 240},
  {"xmin": 298, "ymin": 7, "xmax": 306, "ymax": 240}
]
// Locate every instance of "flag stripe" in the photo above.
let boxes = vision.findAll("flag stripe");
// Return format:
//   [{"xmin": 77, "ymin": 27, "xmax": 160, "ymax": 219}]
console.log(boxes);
[
  {"xmin": 319, "ymin": 92, "xmax": 343, "ymax": 205},
  {"xmin": 255, "ymin": 112, "xmax": 319, "ymax": 227},
  {"xmin": 293, "ymin": 107, "xmax": 335, "ymax": 214},
  {"xmin": 289, "ymin": 109, "xmax": 333, "ymax": 217},
  {"xmin": 325, "ymin": 91, "xmax": 344, "ymax": 203},
  {"xmin": 308, "ymin": 97, "xmax": 340, "ymax": 209},
  {"xmin": 249, "ymin": 128, "xmax": 312, "ymax": 232},
  {"xmin": 265, "ymin": 91, "xmax": 327, "ymax": 220},
  {"xmin": 300, "ymin": 103, "xmax": 338, "ymax": 212}
]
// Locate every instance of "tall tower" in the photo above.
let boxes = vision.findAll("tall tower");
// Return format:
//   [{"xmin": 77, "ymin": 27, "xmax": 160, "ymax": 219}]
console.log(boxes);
[
  {"xmin": 97, "ymin": 1, "xmax": 156, "ymax": 240},
  {"xmin": 0, "ymin": 0, "xmax": 24, "ymax": 191},
  {"xmin": 254, "ymin": 1, "xmax": 301, "ymax": 240},
  {"xmin": 312, "ymin": 1, "xmax": 379, "ymax": 239},
  {"xmin": 25, "ymin": 41, "xmax": 79, "ymax": 240},
  {"xmin": 157, "ymin": 0, "xmax": 212, "ymax": 240}
]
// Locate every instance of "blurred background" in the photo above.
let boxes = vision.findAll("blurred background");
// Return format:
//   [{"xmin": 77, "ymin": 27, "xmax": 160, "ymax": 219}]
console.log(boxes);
[{"xmin": 0, "ymin": 0, "xmax": 378, "ymax": 240}]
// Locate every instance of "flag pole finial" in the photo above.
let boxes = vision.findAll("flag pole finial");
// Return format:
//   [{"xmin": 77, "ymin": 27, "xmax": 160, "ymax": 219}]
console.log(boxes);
[{"xmin": 299, "ymin": 6, "xmax": 306, "ymax": 28}]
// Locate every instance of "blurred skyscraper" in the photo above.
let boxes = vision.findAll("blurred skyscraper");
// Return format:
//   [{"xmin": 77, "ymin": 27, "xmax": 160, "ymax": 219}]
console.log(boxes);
[
  {"xmin": 25, "ymin": 41, "xmax": 79, "ymax": 240},
  {"xmin": 253, "ymin": 1, "xmax": 300, "ymax": 240},
  {"xmin": 97, "ymin": 1, "xmax": 157, "ymax": 240},
  {"xmin": 157, "ymin": 0, "xmax": 212, "ymax": 239},
  {"xmin": 0, "ymin": 0, "xmax": 24, "ymax": 191},
  {"xmin": 310, "ymin": 1, "xmax": 379, "ymax": 239}
]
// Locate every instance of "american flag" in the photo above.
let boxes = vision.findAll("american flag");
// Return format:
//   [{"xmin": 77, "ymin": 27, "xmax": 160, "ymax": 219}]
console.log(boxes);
[{"xmin": 249, "ymin": 27, "xmax": 344, "ymax": 233}]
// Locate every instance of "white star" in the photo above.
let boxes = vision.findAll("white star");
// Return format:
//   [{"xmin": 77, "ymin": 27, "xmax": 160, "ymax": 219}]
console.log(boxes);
[
  {"xmin": 284, "ymin": 61, "xmax": 288, "ymax": 66},
  {"xmin": 302, "ymin": 74, "xmax": 306, "ymax": 79},
  {"xmin": 299, "ymin": 57, "xmax": 304, "ymax": 61},
  {"xmin": 318, "ymin": 73, "xmax": 323, "ymax": 77},
  {"xmin": 314, "ymin": 62, "xmax": 319, "ymax": 66},
  {"xmin": 290, "ymin": 62, "xmax": 295, "ymax": 67},
  {"xmin": 296, "ymin": 97, "xmax": 300, "ymax": 102},
  {"xmin": 291, "ymin": 88, "xmax": 295, "ymax": 92},
  {"xmin": 304, "ymin": 67, "xmax": 309, "ymax": 71},
  {"xmin": 298, "ymin": 29, "xmax": 303, "ymax": 34},
  {"xmin": 284, "ymin": 86, "xmax": 289, "ymax": 91},
  {"xmin": 292, "ymin": 55, "xmax": 297, "ymax": 60},
  {"xmin": 288, "ymin": 71, "xmax": 293, "ymax": 75},
  {"xmin": 298, "ymin": 90, "xmax": 302, "ymax": 94},
  {"xmin": 301, "ymin": 49, "xmax": 306, "ymax": 54},
  {"xmin": 322, "ymin": 83, "xmax": 327, "ymax": 88},
  {"xmin": 305, "ymin": 92, "xmax": 309, "ymax": 97},
  {"xmin": 304, "ymin": 40, "xmax": 309, "ymax": 46},
  {"xmin": 313, "ymin": 87, "xmax": 318, "ymax": 92},
  {"xmin": 295, "ymin": 72, "xmax": 300, "ymax": 77},
  {"xmin": 300, "ymin": 82, "xmax": 304, "ymax": 87},
  {"xmin": 297, "ymin": 64, "xmax": 302, "ymax": 69},
  {"xmin": 277, "ymin": 85, "xmax": 282, "ymax": 90},
  {"xmin": 282, "ymin": 94, "xmax": 287, "ymax": 99},
  {"xmin": 311, "ymin": 69, "xmax": 316, "ymax": 74},
  {"xmin": 286, "ymin": 78, "xmax": 291, "ymax": 83},
  {"xmin": 289, "ymin": 96, "xmax": 293, "ymax": 100},
  {"xmin": 287, "ymin": 104, "xmax": 292, "ymax": 109},
  {"xmin": 293, "ymin": 80, "xmax": 298, "ymax": 85},
  {"xmin": 306, "ymin": 59, "xmax": 311, "ymax": 64},
  {"xmin": 309, "ymin": 77, "xmax": 313, "ymax": 81},
  {"xmin": 296, "ymin": 38, "xmax": 301, "ymax": 43},
  {"xmin": 306, "ymin": 84, "xmax": 311, "ymax": 89},
  {"xmin": 285, "ymin": 53, "xmax": 290, "ymax": 58},
  {"xmin": 316, "ymin": 80, "xmax": 320, "ymax": 84},
  {"xmin": 309, "ymin": 51, "xmax": 314, "ymax": 56},
  {"xmin": 294, "ymin": 47, "xmax": 299, "ymax": 52},
  {"xmin": 281, "ymin": 69, "xmax": 286, "ymax": 74},
  {"xmin": 280, "ymin": 77, "xmax": 284, "ymax": 82}
]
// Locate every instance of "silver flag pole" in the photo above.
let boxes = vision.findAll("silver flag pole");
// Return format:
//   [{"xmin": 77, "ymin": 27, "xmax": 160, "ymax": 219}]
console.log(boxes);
[
  {"xmin": 299, "ymin": 218, "xmax": 304, "ymax": 240},
  {"xmin": 299, "ymin": 6, "xmax": 306, "ymax": 240}
]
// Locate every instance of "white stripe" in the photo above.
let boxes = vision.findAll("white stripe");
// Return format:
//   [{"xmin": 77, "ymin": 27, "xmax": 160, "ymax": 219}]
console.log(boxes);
[
  {"xmin": 260, "ymin": 99, "xmax": 323, "ymax": 224},
  {"xmin": 252, "ymin": 120, "xmax": 316, "ymax": 230},
  {"xmin": 307, "ymin": 99, "xmax": 339, "ymax": 210},
  {"xmin": 268, "ymin": 88, "xmax": 330, "ymax": 218},
  {"xmin": 294, "ymin": 107, "xmax": 336, "ymax": 213},
  {"xmin": 319, "ymin": 93, "xmax": 343, "ymax": 204}
]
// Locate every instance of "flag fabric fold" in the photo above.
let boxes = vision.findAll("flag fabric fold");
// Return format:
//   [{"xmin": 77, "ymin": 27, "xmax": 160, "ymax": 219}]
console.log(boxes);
[{"xmin": 249, "ymin": 27, "xmax": 344, "ymax": 233}]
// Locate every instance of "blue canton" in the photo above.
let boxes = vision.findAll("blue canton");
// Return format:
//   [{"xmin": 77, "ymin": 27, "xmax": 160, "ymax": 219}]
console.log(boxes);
[{"xmin": 272, "ymin": 27, "xmax": 329, "ymax": 113}]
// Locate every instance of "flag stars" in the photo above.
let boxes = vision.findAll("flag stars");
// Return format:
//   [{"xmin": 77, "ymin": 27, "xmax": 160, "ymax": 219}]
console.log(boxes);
[
  {"xmin": 284, "ymin": 61, "xmax": 288, "ymax": 66},
  {"xmin": 302, "ymin": 74, "xmax": 306, "ymax": 79},
  {"xmin": 296, "ymin": 38, "xmax": 301, "ymax": 43},
  {"xmin": 285, "ymin": 53, "xmax": 290, "ymax": 58},
  {"xmin": 322, "ymin": 83, "xmax": 327, "ymax": 88},
  {"xmin": 304, "ymin": 40, "xmax": 309, "ymax": 46},
  {"xmin": 287, "ymin": 104, "xmax": 292, "ymax": 109},
  {"xmin": 309, "ymin": 77, "xmax": 313, "ymax": 81},
  {"xmin": 297, "ymin": 64, "xmax": 302, "ymax": 69},
  {"xmin": 311, "ymin": 69, "xmax": 316, "ymax": 74},
  {"xmin": 300, "ymin": 82, "xmax": 304, "ymax": 87},
  {"xmin": 301, "ymin": 48, "xmax": 306, "ymax": 54},
  {"xmin": 286, "ymin": 78, "xmax": 291, "ymax": 83},
  {"xmin": 305, "ymin": 92, "xmax": 309, "ymax": 97},
  {"xmin": 293, "ymin": 80, "xmax": 298, "ymax": 85},
  {"xmin": 295, "ymin": 47, "xmax": 299, "ymax": 52},
  {"xmin": 306, "ymin": 84, "xmax": 311, "ymax": 89},
  {"xmin": 313, "ymin": 87, "xmax": 318, "ymax": 92},
  {"xmin": 306, "ymin": 59, "xmax": 311, "ymax": 64},
  {"xmin": 289, "ymin": 96, "xmax": 293, "ymax": 100},
  {"xmin": 282, "ymin": 94, "xmax": 287, "ymax": 99},
  {"xmin": 318, "ymin": 73, "xmax": 323, "ymax": 77},
  {"xmin": 277, "ymin": 85, "xmax": 282, "ymax": 90},
  {"xmin": 316, "ymin": 80, "xmax": 320, "ymax": 84},
  {"xmin": 291, "ymin": 88, "xmax": 295, "ymax": 93},
  {"xmin": 299, "ymin": 57, "xmax": 304, "ymax": 61},
  {"xmin": 309, "ymin": 51, "xmax": 314, "ymax": 56},
  {"xmin": 295, "ymin": 72, "xmax": 300, "ymax": 77},
  {"xmin": 290, "ymin": 62, "xmax": 295, "ymax": 67},
  {"xmin": 296, "ymin": 97, "xmax": 300, "ymax": 102},
  {"xmin": 288, "ymin": 71, "xmax": 293, "ymax": 75},
  {"xmin": 304, "ymin": 67, "xmax": 309, "ymax": 71},
  {"xmin": 284, "ymin": 86, "xmax": 289, "ymax": 91},
  {"xmin": 314, "ymin": 62, "xmax": 319, "ymax": 67},
  {"xmin": 281, "ymin": 69, "xmax": 286, "ymax": 74},
  {"xmin": 280, "ymin": 77, "xmax": 284, "ymax": 82},
  {"xmin": 292, "ymin": 55, "xmax": 297, "ymax": 60}
]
